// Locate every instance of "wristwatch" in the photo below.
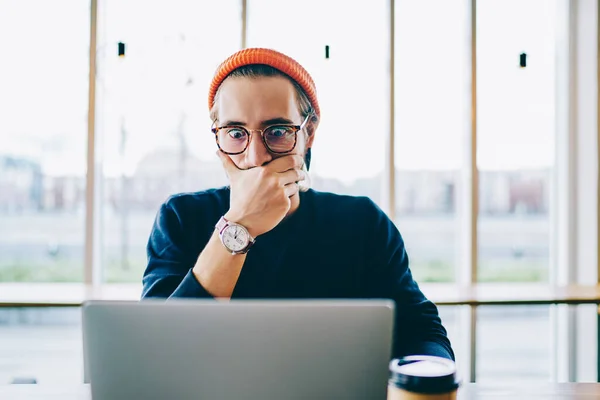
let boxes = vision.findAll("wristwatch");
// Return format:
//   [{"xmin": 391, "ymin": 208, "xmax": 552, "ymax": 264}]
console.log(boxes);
[{"xmin": 215, "ymin": 216, "xmax": 255, "ymax": 255}]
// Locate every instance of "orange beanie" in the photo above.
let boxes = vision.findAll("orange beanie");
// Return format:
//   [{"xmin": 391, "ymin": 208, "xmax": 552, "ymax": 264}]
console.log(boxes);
[{"xmin": 208, "ymin": 48, "xmax": 320, "ymax": 118}]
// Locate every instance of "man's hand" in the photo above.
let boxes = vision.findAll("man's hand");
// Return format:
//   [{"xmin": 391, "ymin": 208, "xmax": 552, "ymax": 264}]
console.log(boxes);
[{"xmin": 218, "ymin": 151, "xmax": 306, "ymax": 237}]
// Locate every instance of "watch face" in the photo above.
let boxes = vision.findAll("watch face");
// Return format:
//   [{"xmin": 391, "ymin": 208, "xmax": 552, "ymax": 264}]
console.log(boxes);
[{"xmin": 222, "ymin": 224, "xmax": 249, "ymax": 252}]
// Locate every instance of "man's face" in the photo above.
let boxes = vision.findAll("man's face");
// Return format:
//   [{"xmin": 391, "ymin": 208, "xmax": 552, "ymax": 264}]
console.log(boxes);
[{"xmin": 216, "ymin": 76, "xmax": 313, "ymax": 169}]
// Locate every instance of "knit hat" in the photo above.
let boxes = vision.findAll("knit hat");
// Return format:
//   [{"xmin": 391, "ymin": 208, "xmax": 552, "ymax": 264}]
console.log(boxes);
[{"xmin": 208, "ymin": 48, "xmax": 320, "ymax": 118}]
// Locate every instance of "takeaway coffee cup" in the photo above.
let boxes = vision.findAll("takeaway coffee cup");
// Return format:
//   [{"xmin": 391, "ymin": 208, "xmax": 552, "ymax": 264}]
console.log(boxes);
[{"xmin": 388, "ymin": 356, "xmax": 460, "ymax": 400}]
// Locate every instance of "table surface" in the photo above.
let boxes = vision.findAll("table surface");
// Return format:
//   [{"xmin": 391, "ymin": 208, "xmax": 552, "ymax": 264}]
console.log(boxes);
[
  {"xmin": 1, "ymin": 282, "xmax": 600, "ymax": 307},
  {"xmin": 1, "ymin": 383, "xmax": 600, "ymax": 399}
]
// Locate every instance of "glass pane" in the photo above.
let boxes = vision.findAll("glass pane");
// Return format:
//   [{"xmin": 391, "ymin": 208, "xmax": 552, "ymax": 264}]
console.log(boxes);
[
  {"xmin": 0, "ymin": 308, "xmax": 82, "ymax": 384},
  {"xmin": 97, "ymin": 0, "xmax": 240, "ymax": 282},
  {"xmin": 0, "ymin": 0, "xmax": 89, "ymax": 282},
  {"xmin": 477, "ymin": 0, "xmax": 557, "ymax": 282},
  {"xmin": 477, "ymin": 306, "xmax": 551, "ymax": 381},
  {"xmin": 394, "ymin": 0, "xmax": 468, "ymax": 283},
  {"xmin": 247, "ymin": 0, "xmax": 388, "ymax": 205},
  {"xmin": 437, "ymin": 306, "xmax": 465, "ymax": 371}
]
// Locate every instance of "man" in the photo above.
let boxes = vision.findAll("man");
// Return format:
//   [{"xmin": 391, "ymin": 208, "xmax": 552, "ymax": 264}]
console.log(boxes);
[{"xmin": 142, "ymin": 48, "xmax": 454, "ymax": 361}]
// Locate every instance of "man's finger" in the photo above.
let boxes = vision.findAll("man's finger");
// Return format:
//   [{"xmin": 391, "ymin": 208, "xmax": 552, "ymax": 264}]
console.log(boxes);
[
  {"xmin": 216, "ymin": 150, "xmax": 240, "ymax": 177},
  {"xmin": 266, "ymin": 154, "xmax": 304, "ymax": 173},
  {"xmin": 284, "ymin": 182, "xmax": 300, "ymax": 198},
  {"xmin": 278, "ymin": 168, "xmax": 306, "ymax": 186}
]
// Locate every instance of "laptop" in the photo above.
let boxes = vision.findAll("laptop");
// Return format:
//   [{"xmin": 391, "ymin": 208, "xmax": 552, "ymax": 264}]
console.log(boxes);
[{"xmin": 82, "ymin": 299, "xmax": 395, "ymax": 400}]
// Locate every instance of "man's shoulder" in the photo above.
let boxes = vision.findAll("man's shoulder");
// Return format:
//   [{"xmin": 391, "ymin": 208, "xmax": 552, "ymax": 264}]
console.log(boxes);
[
  {"xmin": 306, "ymin": 190, "xmax": 400, "ymax": 245},
  {"xmin": 163, "ymin": 186, "xmax": 230, "ymax": 214},
  {"xmin": 308, "ymin": 189, "xmax": 383, "ymax": 219}
]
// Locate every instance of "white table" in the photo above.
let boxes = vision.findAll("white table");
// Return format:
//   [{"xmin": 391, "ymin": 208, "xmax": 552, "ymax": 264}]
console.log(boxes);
[{"xmin": 2, "ymin": 383, "xmax": 600, "ymax": 399}]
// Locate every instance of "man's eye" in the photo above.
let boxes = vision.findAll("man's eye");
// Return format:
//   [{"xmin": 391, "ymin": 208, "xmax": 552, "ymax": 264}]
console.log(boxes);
[
  {"xmin": 226, "ymin": 129, "xmax": 247, "ymax": 140},
  {"xmin": 267, "ymin": 127, "xmax": 293, "ymax": 138}
]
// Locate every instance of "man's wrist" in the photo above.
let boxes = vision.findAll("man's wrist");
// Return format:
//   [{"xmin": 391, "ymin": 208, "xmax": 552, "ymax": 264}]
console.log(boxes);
[
  {"xmin": 223, "ymin": 210, "xmax": 241, "ymax": 224},
  {"xmin": 223, "ymin": 211, "xmax": 258, "ymax": 238}
]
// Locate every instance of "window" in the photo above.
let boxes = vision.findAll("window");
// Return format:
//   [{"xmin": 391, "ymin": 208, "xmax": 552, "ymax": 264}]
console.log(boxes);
[
  {"xmin": 474, "ymin": 0, "xmax": 559, "ymax": 382},
  {"xmin": 96, "ymin": 0, "xmax": 240, "ymax": 282},
  {"xmin": 394, "ymin": 0, "xmax": 468, "ymax": 283},
  {"xmin": 477, "ymin": 0, "xmax": 557, "ymax": 283},
  {"xmin": 437, "ymin": 306, "xmax": 465, "ymax": 371},
  {"xmin": 247, "ymin": 0, "xmax": 388, "ymax": 205},
  {"xmin": 477, "ymin": 306, "xmax": 551, "ymax": 381},
  {"xmin": 0, "ymin": 308, "xmax": 82, "ymax": 384},
  {"xmin": 0, "ymin": 0, "xmax": 90, "ymax": 282}
]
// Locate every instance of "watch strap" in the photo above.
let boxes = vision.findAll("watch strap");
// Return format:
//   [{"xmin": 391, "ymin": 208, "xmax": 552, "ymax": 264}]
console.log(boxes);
[{"xmin": 215, "ymin": 215, "xmax": 230, "ymax": 235}]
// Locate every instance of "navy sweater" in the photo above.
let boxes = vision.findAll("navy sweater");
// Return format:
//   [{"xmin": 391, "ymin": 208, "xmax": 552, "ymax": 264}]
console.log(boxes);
[{"xmin": 142, "ymin": 187, "xmax": 454, "ymax": 361}]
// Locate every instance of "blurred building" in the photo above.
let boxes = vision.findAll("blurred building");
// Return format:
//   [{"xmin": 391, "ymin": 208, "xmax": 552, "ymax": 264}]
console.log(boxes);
[
  {"xmin": 105, "ymin": 149, "xmax": 228, "ymax": 211},
  {"xmin": 1, "ymin": 152, "xmax": 550, "ymax": 216},
  {"xmin": 42, "ymin": 176, "xmax": 85, "ymax": 212},
  {"xmin": 0, "ymin": 155, "xmax": 43, "ymax": 213}
]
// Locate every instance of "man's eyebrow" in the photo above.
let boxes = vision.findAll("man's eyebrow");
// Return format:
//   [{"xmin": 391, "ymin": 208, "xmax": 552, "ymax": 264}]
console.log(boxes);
[
  {"xmin": 220, "ymin": 120, "xmax": 245, "ymax": 126},
  {"xmin": 262, "ymin": 117, "xmax": 295, "ymax": 125},
  {"xmin": 220, "ymin": 117, "xmax": 296, "ymax": 127}
]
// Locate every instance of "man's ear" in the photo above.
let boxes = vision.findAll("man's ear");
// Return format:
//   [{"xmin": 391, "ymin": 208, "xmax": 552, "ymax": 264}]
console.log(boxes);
[
  {"xmin": 304, "ymin": 148, "xmax": 312, "ymax": 171},
  {"xmin": 305, "ymin": 118, "xmax": 318, "ymax": 147},
  {"xmin": 308, "ymin": 115, "xmax": 319, "ymax": 136}
]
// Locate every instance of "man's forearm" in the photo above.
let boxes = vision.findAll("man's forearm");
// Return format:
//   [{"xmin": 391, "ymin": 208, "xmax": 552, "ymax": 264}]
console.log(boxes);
[{"xmin": 192, "ymin": 231, "xmax": 247, "ymax": 298}]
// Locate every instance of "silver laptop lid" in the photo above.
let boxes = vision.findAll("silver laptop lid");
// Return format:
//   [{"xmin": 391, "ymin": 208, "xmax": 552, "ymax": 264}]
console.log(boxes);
[{"xmin": 83, "ymin": 299, "xmax": 394, "ymax": 400}]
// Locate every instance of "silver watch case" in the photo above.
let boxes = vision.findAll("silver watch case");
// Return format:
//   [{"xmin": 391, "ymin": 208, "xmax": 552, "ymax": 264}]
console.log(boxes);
[{"xmin": 215, "ymin": 216, "xmax": 255, "ymax": 255}]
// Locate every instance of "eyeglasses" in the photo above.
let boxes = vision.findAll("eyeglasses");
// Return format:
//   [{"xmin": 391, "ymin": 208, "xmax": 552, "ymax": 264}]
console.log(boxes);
[{"xmin": 212, "ymin": 113, "xmax": 312, "ymax": 155}]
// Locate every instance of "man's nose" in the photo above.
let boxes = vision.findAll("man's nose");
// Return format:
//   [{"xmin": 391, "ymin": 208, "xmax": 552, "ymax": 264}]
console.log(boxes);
[{"xmin": 246, "ymin": 131, "xmax": 273, "ymax": 167}]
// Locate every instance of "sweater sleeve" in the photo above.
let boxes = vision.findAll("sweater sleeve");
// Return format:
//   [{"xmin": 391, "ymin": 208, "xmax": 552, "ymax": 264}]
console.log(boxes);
[
  {"xmin": 364, "ymin": 200, "xmax": 455, "ymax": 361},
  {"xmin": 141, "ymin": 201, "xmax": 214, "ymax": 300}
]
